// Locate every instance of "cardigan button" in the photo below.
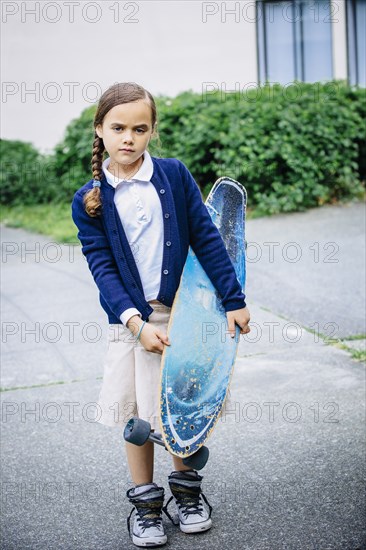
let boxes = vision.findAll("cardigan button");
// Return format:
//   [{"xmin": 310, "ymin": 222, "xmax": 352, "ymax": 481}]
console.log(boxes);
[
  {"xmin": 163, "ymin": 269, "xmax": 169, "ymax": 275},
  {"xmin": 164, "ymin": 213, "xmax": 170, "ymax": 218},
  {"xmin": 166, "ymin": 241, "xmax": 171, "ymax": 247},
  {"xmin": 159, "ymin": 189, "xmax": 165, "ymax": 194}
]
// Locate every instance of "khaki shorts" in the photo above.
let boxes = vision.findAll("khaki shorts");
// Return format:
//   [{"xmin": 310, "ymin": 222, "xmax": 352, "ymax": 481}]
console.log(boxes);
[{"xmin": 96, "ymin": 300, "xmax": 235, "ymax": 432}]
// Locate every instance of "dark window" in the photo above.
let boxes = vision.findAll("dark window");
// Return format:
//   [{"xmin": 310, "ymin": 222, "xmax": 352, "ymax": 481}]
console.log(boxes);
[
  {"xmin": 346, "ymin": 0, "xmax": 366, "ymax": 86},
  {"xmin": 257, "ymin": 0, "xmax": 333, "ymax": 84}
]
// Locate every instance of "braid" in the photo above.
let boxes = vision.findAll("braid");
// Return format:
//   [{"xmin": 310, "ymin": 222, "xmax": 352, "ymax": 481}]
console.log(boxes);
[
  {"xmin": 83, "ymin": 134, "xmax": 105, "ymax": 217},
  {"xmin": 91, "ymin": 135, "xmax": 104, "ymax": 181}
]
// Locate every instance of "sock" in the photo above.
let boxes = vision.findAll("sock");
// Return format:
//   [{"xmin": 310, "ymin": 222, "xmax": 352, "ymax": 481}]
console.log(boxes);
[{"xmin": 132, "ymin": 482, "xmax": 157, "ymax": 496}]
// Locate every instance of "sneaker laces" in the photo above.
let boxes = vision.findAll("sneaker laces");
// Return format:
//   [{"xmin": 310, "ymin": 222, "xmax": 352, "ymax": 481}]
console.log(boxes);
[
  {"xmin": 127, "ymin": 495, "xmax": 164, "ymax": 535},
  {"xmin": 163, "ymin": 487, "xmax": 213, "ymax": 526}
]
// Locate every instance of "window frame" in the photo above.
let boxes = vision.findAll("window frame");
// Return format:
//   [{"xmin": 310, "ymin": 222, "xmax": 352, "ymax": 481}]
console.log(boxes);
[
  {"xmin": 346, "ymin": 0, "xmax": 365, "ymax": 86},
  {"xmin": 256, "ymin": 0, "xmax": 334, "ymax": 84}
]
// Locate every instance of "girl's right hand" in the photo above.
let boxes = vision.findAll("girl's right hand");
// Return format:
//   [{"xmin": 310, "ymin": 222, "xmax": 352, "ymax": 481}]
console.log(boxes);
[{"xmin": 127, "ymin": 315, "xmax": 170, "ymax": 355}]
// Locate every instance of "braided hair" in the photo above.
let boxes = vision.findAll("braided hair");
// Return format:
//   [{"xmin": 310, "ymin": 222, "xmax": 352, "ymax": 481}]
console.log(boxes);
[{"xmin": 83, "ymin": 82, "xmax": 158, "ymax": 217}]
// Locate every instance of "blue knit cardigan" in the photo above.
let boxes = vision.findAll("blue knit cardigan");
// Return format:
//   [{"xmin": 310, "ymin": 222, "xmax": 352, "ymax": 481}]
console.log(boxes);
[{"xmin": 71, "ymin": 156, "xmax": 246, "ymax": 324}]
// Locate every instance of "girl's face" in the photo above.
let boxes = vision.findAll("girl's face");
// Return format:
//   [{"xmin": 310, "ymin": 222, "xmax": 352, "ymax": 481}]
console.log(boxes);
[{"xmin": 96, "ymin": 99, "xmax": 154, "ymax": 169}]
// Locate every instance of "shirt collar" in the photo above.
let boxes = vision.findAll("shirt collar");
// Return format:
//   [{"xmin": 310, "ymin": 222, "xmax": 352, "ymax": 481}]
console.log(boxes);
[{"xmin": 102, "ymin": 150, "xmax": 154, "ymax": 188}]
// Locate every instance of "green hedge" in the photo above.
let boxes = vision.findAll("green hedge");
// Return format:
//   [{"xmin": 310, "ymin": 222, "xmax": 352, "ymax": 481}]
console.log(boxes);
[
  {"xmin": 155, "ymin": 81, "xmax": 365, "ymax": 214},
  {"xmin": 1, "ymin": 81, "xmax": 365, "ymax": 215},
  {"xmin": 0, "ymin": 140, "xmax": 53, "ymax": 206}
]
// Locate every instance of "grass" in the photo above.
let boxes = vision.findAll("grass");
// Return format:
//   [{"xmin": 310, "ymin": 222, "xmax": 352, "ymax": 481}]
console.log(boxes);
[
  {"xmin": 2, "ymin": 196, "xmax": 359, "ymax": 244},
  {"xmin": 258, "ymin": 306, "xmax": 366, "ymax": 364},
  {"xmin": 0, "ymin": 201, "xmax": 260, "ymax": 244},
  {"xmin": 335, "ymin": 334, "xmax": 366, "ymax": 363},
  {"xmin": 338, "ymin": 334, "xmax": 366, "ymax": 341},
  {"xmin": 0, "ymin": 203, "xmax": 78, "ymax": 244},
  {"xmin": 335, "ymin": 343, "xmax": 366, "ymax": 363},
  {"xmin": 350, "ymin": 349, "xmax": 366, "ymax": 362}
]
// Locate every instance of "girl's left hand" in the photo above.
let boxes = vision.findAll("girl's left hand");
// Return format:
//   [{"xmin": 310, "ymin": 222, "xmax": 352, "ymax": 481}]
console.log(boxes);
[{"xmin": 226, "ymin": 306, "xmax": 251, "ymax": 338}]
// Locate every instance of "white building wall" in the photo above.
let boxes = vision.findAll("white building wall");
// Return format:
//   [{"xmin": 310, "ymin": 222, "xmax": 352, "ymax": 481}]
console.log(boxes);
[{"xmin": 1, "ymin": 1, "xmax": 257, "ymax": 152}]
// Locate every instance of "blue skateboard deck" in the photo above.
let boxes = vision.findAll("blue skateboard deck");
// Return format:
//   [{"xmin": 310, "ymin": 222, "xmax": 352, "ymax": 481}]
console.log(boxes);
[{"xmin": 159, "ymin": 177, "xmax": 247, "ymax": 458}]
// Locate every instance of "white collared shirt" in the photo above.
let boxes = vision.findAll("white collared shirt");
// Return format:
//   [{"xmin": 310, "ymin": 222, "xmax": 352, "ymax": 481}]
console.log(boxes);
[{"xmin": 102, "ymin": 150, "xmax": 164, "ymax": 325}]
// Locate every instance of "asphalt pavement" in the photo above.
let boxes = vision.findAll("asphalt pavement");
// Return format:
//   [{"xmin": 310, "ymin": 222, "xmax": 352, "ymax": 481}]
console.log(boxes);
[{"xmin": 1, "ymin": 201, "xmax": 365, "ymax": 549}]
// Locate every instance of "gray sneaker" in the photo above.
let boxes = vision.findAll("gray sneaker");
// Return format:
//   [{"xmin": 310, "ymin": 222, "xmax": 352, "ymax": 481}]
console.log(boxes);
[
  {"xmin": 126, "ymin": 483, "xmax": 167, "ymax": 547},
  {"xmin": 163, "ymin": 470, "xmax": 213, "ymax": 534}
]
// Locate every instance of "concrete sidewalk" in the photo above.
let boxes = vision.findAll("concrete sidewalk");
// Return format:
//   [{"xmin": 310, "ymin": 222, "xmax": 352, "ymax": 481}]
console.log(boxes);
[{"xmin": 1, "ymin": 202, "xmax": 365, "ymax": 549}]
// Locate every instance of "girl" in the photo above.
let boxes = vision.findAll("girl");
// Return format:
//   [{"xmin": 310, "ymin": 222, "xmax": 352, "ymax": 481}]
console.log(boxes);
[{"xmin": 71, "ymin": 82, "xmax": 250, "ymax": 548}]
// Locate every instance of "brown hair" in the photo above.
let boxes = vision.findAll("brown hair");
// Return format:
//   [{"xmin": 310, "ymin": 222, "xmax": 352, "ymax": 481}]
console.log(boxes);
[{"xmin": 83, "ymin": 82, "xmax": 159, "ymax": 217}]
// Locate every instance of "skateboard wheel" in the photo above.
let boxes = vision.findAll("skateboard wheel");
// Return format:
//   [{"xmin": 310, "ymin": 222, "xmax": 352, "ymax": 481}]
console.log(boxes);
[
  {"xmin": 183, "ymin": 446, "xmax": 209, "ymax": 470},
  {"xmin": 123, "ymin": 417, "xmax": 151, "ymax": 446}
]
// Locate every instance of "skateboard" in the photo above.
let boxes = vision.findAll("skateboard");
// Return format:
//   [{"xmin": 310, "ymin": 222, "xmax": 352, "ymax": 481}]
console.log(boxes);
[{"xmin": 124, "ymin": 177, "xmax": 246, "ymax": 470}]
